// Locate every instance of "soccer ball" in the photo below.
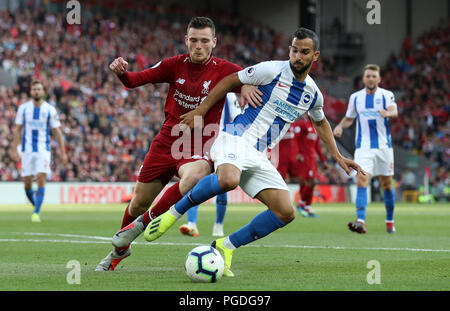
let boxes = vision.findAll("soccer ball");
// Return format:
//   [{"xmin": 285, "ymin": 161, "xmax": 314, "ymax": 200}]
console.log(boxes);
[{"xmin": 184, "ymin": 245, "xmax": 224, "ymax": 283}]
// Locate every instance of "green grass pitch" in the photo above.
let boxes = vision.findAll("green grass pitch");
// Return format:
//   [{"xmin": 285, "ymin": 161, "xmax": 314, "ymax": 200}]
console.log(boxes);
[{"xmin": 0, "ymin": 202, "xmax": 449, "ymax": 291}]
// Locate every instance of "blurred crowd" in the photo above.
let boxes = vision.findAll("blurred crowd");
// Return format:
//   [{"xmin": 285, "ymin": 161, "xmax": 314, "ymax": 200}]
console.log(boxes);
[
  {"xmin": 0, "ymin": 2, "xmax": 447, "ymax": 197},
  {"xmin": 383, "ymin": 22, "xmax": 449, "ymax": 199},
  {"xmin": 0, "ymin": 2, "xmax": 342, "ymax": 183}
]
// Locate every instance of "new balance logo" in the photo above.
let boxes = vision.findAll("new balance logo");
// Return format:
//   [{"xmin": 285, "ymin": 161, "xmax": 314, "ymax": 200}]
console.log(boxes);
[{"xmin": 176, "ymin": 78, "xmax": 185, "ymax": 84}]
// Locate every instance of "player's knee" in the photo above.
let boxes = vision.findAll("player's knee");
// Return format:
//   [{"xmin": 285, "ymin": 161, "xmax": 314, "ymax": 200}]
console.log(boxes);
[
  {"xmin": 382, "ymin": 184, "xmax": 392, "ymax": 191},
  {"xmin": 183, "ymin": 172, "xmax": 207, "ymax": 189},
  {"xmin": 128, "ymin": 203, "xmax": 148, "ymax": 217},
  {"xmin": 280, "ymin": 206, "xmax": 296, "ymax": 224},
  {"xmin": 272, "ymin": 205, "xmax": 295, "ymax": 224},
  {"xmin": 128, "ymin": 195, "xmax": 151, "ymax": 217},
  {"xmin": 218, "ymin": 175, "xmax": 239, "ymax": 192}
]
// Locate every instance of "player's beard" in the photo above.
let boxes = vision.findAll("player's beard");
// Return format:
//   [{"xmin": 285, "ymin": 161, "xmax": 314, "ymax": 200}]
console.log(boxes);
[
  {"xmin": 290, "ymin": 60, "xmax": 312, "ymax": 76},
  {"xmin": 366, "ymin": 84, "xmax": 377, "ymax": 91}
]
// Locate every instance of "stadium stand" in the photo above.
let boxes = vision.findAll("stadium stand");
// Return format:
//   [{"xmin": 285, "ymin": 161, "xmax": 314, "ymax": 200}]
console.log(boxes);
[{"xmin": 0, "ymin": 2, "xmax": 448, "ymax": 201}]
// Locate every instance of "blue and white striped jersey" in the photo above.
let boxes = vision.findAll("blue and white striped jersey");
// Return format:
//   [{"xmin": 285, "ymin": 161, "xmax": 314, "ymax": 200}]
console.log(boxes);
[
  {"xmin": 224, "ymin": 60, "xmax": 324, "ymax": 152},
  {"xmin": 15, "ymin": 101, "xmax": 61, "ymax": 153},
  {"xmin": 220, "ymin": 93, "xmax": 242, "ymax": 130},
  {"xmin": 345, "ymin": 87, "xmax": 396, "ymax": 149}
]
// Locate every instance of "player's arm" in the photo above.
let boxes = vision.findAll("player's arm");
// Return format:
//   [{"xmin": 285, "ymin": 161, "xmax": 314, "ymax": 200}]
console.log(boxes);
[
  {"xmin": 110, "ymin": 57, "xmax": 173, "ymax": 88},
  {"xmin": 379, "ymin": 91, "xmax": 398, "ymax": 118},
  {"xmin": 180, "ymin": 73, "xmax": 243, "ymax": 129},
  {"xmin": 52, "ymin": 127, "xmax": 68, "ymax": 165},
  {"xmin": 310, "ymin": 113, "xmax": 365, "ymax": 176},
  {"xmin": 333, "ymin": 116, "xmax": 354, "ymax": 138},
  {"xmin": 333, "ymin": 93, "xmax": 357, "ymax": 138},
  {"xmin": 10, "ymin": 124, "xmax": 22, "ymax": 162},
  {"xmin": 379, "ymin": 104, "xmax": 398, "ymax": 118}
]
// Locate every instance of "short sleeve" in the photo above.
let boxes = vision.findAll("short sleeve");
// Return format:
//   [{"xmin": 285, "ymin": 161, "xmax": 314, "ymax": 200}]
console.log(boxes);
[
  {"xmin": 345, "ymin": 93, "xmax": 357, "ymax": 119},
  {"xmin": 307, "ymin": 91, "xmax": 325, "ymax": 121},
  {"xmin": 49, "ymin": 107, "xmax": 61, "ymax": 128},
  {"xmin": 385, "ymin": 90, "xmax": 396, "ymax": 108},
  {"xmin": 15, "ymin": 104, "xmax": 25, "ymax": 125},
  {"xmin": 237, "ymin": 61, "xmax": 279, "ymax": 86}
]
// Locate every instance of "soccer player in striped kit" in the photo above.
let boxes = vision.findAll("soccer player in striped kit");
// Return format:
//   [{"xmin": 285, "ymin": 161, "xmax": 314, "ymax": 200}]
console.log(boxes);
[
  {"xmin": 334, "ymin": 64, "xmax": 398, "ymax": 234},
  {"xmin": 179, "ymin": 93, "xmax": 243, "ymax": 237},
  {"xmin": 143, "ymin": 28, "xmax": 365, "ymax": 277},
  {"xmin": 10, "ymin": 80, "xmax": 67, "ymax": 222}
]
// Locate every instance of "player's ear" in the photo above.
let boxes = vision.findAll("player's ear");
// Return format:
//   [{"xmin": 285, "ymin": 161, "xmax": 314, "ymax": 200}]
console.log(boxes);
[
  {"xmin": 184, "ymin": 35, "xmax": 189, "ymax": 47},
  {"xmin": 212, "ymin": 37, "xmax": 217, "ymax": 49},
  {"xmin": 313, "ymin": 50, "xmax": 320, "ymax": 62}
]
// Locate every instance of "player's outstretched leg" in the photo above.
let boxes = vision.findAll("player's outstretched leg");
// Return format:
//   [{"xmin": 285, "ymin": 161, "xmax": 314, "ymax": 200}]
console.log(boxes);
[
  {"xmin": 145, "ymin": 174, "xmax": 227, "ymax": 242},
  {"xmin": 179, "ymin": 205, "xmax": 200, "ymax": 237},
  {"xmin": 212, "ymin": 192, "xmax": 227, "ymax": 236},
  {"xmin": 212, "ymin": 189, "xmax": 294, "ymax": 277},
  {"xmin": 112, "ymin": 214, "xmax": 147, "ymax": 248},
  {"xmin": 348, "ymin": 187, "xmax": 367, "ymax": 233}
]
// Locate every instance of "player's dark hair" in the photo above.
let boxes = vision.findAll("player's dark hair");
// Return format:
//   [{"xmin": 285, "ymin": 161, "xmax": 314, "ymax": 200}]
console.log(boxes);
[
  {"xmin": 187, "ymin": 16, "xmax": 216, "ymax": 37},
  {"xmin": 294, "ymin": 28, "xmax": 320, "ymax": 51}
]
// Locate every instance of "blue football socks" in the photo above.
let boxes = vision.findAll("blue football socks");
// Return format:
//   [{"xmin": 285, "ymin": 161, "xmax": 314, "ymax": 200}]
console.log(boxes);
[
  {"xmin": 186, "ymin": 205, "xmax": 199, "ymax": 223},
  {"xmin": 174, "ymin": 175, "xmax": 225, "ymax": 216},
  {"xmin": 384, "ymin": 189, "xmax": 395, "ymax": 222},
  {"xmin": 215, "ymin": 193, "xmax": 227, "ymax": 224},
  {"xmin": 229, "ymin": 209, "xmax": 286, "ymax": 248},
  {"xmin": 356, "ymin": 187, "xmax": 367, "ymax": 222},
  {"xmin": 25, "ymin": 188, "xmax": 35, "ymax": 206},
  {"xmin": 34, "ymin": 187, "xmax": 45, "ymax": 214}
]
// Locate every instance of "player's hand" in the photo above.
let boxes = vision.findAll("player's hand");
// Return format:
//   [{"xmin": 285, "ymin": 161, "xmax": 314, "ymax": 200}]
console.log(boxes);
[
  {"xmin": 333, "ymin": 125, "xmax": 343, "ymax": 138},
  {"xmin": 322, "ymin": 162, "xmax": 329, "ymax": 170},
  {"xmin": 335, "ymin": 155, "xmax": 366, "ymax": 176},
  {"xmin": 379, "ymin": 109, "xmax": 388, "ymax": 118},
  {"xmin": 109, "ymin": 57, "xmax": 128, "ymax": 76},
  {"xmin": 180, "ymin": 110, "xmax": 204, "ymax": 130},
  {"xmin": 241, "ymin": 85, "xmax": 263, "ymax": 108}
]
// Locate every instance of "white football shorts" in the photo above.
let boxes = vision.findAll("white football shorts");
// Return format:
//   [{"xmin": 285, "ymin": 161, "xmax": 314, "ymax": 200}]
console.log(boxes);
[
  {"xmin": 211, "ymin": 132, "xmax": 289, "ymax": 198},
  {"xmin": 354, "ymin": 148, "xmax": 394, "ymax": 177},
  {"xmin": 21, "ymin": 151, "xmax": 52, "ymax": 177}
]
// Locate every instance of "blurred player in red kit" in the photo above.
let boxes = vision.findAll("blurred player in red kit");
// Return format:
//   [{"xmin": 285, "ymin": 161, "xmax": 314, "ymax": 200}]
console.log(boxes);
[
  {"xmin": 95, "ymin": 17, "xmax": 258, "ymax": 271},
  {"xmin": 276, "ymin": 124, "xmax": 301, "ymax": 182},
  {"xmin": 293, "ymin": 115, "xmax": 328, "ymax": 218}
]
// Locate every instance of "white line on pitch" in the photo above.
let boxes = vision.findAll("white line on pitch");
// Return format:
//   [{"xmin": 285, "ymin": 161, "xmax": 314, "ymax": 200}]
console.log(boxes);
[{"xmin": 2, "ymin": 232, "xmax": 450, "ymax": 253}]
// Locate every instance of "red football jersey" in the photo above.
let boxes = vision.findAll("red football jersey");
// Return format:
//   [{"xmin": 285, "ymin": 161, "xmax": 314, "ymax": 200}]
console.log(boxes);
[
  {"xmin": 118, "ymin": 53, "xmax": 242, "ymax": 154},
  {"xmin": 278, "ymin": 124, "xmax": 299, "ymax": 163},
  {"xmin": 293, "ymin": 117, "xmax": 325, "ymax": 164}
]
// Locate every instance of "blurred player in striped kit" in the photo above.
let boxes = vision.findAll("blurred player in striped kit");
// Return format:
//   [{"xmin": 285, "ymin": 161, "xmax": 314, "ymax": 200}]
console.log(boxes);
[
  {"xmin": 334, "ymin": 64, "xmax": 398, "ymax": 234},
  {"xmin": 10, "ymin": 80, "xmax": 67, "ymax": 222},
  {"xmin": 179, "ymin": 93, "xmax": 243, "ymax": 237}
]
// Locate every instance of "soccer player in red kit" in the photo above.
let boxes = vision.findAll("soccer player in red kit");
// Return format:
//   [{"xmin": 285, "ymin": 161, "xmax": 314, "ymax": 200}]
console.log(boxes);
[
  {"xmin": 95, "ymin": 17, "xmax": 258, "ymax": 271},
  {"xmin": 277, "ymin": 124, "xmax": 301, "ymax": 181},
  {"xmin": 294, "ymin": 115, "xmax": 328, "ymax": 218}
]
